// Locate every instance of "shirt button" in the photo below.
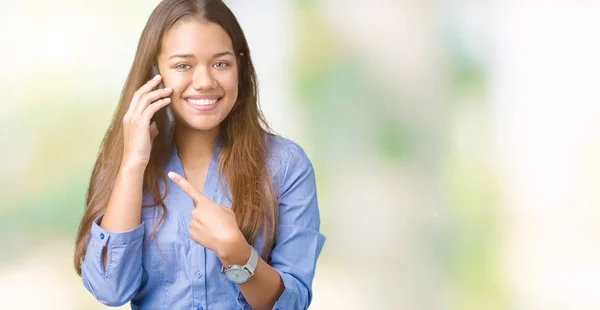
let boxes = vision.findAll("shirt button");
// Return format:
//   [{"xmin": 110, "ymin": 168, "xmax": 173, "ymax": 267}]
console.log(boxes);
[
  {"xmin": 195, "ymin": 271, "xmax": 203, "ymax": 278},
  {"xmin": 100, "ymin": 233, "xmax": 105, "ymax": 240}
]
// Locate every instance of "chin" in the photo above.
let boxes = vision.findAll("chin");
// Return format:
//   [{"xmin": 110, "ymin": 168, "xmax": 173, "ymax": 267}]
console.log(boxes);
[{"xmin": 183, "ymin": 118, "xmax": 222, "ymax": 132}]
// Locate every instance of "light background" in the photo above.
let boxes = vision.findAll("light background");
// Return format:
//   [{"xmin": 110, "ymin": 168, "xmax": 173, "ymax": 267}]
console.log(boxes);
[{"xmin": 1, "ymin": 0, "xmax": 599, "ymax": 309}]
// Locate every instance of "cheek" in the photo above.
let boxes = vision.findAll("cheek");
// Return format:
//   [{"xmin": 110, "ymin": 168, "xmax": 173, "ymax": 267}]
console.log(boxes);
[
  {"xmin": 163, "ymin": 75, "xmax": 189, "ymax": 95},
  {"xmin": 228, "ymin": 84, "xmax": 239, "ymax": 101},
  {"xmin": 224, "ymin": 72, "xmax": 239, "ymax": 99}
]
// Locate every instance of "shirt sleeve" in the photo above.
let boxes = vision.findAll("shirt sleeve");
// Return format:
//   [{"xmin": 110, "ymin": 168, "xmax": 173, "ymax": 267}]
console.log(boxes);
[
  {"xmin": 80, "ymin": 214, "xmax": 145, "ymax": 306},
  {"xmin": 269, "ymin": 143, "xmax": 326, "ymax": 310}
]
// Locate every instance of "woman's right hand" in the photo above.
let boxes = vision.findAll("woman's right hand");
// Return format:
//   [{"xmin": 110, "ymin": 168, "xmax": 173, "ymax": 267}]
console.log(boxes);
[{"xmin": 121, "ymin": 74, "xmax": 173, "ymax": 169}]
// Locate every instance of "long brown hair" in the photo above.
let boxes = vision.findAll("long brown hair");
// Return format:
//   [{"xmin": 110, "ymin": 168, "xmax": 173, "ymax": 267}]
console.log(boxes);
[{"xmin": 74, "ymin": 0, "xmax": 277, "ymax": 275}]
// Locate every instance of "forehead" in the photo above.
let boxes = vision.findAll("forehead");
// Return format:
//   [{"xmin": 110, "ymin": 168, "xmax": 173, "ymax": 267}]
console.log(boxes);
[{"xmin": 161, "ymin": 19, "xmax": 234, "ymax": 57}]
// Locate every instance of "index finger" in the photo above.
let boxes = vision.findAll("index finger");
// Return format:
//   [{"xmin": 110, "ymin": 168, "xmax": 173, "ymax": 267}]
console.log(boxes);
[{"xmin": 167, "ymin": 172, "xmax": 209, "ymax": 206}]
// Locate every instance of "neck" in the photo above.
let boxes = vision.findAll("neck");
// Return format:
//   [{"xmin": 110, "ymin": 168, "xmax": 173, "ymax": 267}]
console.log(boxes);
[{"xmin": 174, "ymin": 125, "xmax": 219, "ymax": 171}]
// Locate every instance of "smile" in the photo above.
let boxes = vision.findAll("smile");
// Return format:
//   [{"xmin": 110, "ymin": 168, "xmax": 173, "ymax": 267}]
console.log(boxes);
[
  {"xmin": 188, "ymin": 98, "xmax": 218, "ymax": 106},
  {"xmin": 185, "ymin": 98, "xmax": 221, "ymax": 111}
]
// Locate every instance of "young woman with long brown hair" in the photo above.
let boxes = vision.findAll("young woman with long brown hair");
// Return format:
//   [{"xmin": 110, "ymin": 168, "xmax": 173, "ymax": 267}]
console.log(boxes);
[{"xmin": 73, "ymin": 0, "xmax": 325, "ymax": 309}]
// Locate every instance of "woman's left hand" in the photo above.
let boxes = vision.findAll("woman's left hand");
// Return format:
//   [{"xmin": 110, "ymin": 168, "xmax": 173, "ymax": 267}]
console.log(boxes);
[{"xmin": 168, "ymin": 171, "xmax": 249, "ymax": 261}]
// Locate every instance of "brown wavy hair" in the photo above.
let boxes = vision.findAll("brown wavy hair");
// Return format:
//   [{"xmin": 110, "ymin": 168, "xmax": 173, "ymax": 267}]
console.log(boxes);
[{"xmin": 74, "ymin": 0, "xmax": 277, "ymax": 275}]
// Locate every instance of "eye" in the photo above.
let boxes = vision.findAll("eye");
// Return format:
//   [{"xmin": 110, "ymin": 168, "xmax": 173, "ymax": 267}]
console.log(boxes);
[
  {"xmin": 175, "ymin": 64, "xmax": 192, "ymax": 70},
  {"xmin": 213, "ymin": 61, "xmax": 229, "ymax": 69}
]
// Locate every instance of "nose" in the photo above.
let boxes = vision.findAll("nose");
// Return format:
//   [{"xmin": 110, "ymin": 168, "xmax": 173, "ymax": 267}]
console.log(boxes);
[{"xmin": 192, "ymin": 66, "xmax": 217, "ymax": 90}]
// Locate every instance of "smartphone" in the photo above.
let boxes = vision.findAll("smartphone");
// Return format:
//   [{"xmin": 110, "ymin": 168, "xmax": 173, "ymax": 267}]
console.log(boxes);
[{"xmin": 151, "ymin": 65, "xmax": 175, "ymax": 149}]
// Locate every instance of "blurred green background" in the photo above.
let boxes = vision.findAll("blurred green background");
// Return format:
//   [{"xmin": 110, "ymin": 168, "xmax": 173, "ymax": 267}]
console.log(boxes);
[{"xmin": 1, "ymin": 0, "xmax": 600, "ymax": 309}]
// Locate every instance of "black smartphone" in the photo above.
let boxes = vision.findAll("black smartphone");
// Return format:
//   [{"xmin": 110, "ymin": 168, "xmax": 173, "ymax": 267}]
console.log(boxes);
[{"xmin": 151, "ymin": 65, "xmax": 175, "ymax": 149}]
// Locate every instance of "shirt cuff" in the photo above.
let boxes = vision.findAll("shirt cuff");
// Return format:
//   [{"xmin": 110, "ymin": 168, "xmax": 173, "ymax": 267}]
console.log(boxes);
[
  {"xmin": 89, "ymin": 214, "xmax": 144, "ymax": 247},
  {"xmin": 272, "ymin": 269, "xmax": 305, "ymax": 310},
  {"xmin": 235, "ymin": 271, "xmax": 303, "ymax": 310}
]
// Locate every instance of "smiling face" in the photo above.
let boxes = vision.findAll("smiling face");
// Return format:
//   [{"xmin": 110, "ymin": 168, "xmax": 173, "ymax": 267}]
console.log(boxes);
[{"xmin": 157, "ymin": 18, "xmax": 239, "ymax": 135}]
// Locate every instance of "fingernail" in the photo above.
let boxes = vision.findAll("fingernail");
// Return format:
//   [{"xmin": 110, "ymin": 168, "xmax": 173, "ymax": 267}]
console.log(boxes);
[
  {"xmin": 164, "ymin": 98, "xmax": 171, "ymax": 102},
  {"xmin": 167, "ymin": 172, "xmax": 176, "ymax": 179},
  {"xmin": 165, "ymin": 88, "xmax": 172, "ymax": 92},
  {"xmin": 154, "ymin": 74, "xmax": 161, "ymax": 80}
]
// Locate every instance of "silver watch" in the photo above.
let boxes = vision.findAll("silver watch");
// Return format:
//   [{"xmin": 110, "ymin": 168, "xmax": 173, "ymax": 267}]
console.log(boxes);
[{"xmin": 221, "ymin": 246, "xmax": 258, "ymax": 284}]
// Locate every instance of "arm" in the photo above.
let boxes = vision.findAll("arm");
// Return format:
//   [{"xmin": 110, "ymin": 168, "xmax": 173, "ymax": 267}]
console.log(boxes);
[
  {"xmin": 219, "ymin": 252, "xmax": 285, "ymax": 310},
  {"xmin": 167, "ymin": 141, "xmax": 326, "ymax": 309},
  {"xmin": 100, "ymin": 161, "xmax": 145, "ymax": 248},
  {"xmin": 80, "ymin": 162, "xmax": 146, "ymax": 306},
  {"xmin": 80, "ymin": 74, "xmax": 171, "ymax": 306},
  {"xmin": 81, "ymin": 215, "xmax": 144, "ymax": 306},
  {"xmin": 224, "ymin": 143, "xmax": 326, "ymax": 310}
]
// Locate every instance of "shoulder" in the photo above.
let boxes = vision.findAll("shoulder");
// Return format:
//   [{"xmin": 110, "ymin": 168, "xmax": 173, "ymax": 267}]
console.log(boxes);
[
  {"xmin": 266, "ymin": 134, "xmax": 312, "ymax": 171},
  {"xmin": 265, "ymin": 135, "xmax": 314, "ymax": 190}
]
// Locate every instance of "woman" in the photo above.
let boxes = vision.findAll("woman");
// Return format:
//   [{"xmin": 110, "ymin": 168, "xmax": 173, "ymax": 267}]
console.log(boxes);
[{"xmin": 73, "ymin": 0, "xmax": 325, "ymax": 309}]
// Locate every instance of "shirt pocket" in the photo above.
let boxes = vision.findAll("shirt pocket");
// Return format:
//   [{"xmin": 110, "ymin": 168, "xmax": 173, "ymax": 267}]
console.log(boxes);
[{"xmin": 142, "ymin": 212, "xmax": 181, "ymax": 285}]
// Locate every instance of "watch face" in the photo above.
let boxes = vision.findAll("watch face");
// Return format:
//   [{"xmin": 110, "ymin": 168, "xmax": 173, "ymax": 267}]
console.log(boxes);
[{"xmin": 225, "ymin": 268, "xmax": 250, "ymax": 284}]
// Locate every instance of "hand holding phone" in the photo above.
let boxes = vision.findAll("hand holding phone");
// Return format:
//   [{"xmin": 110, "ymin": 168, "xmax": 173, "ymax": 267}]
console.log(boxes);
[{"xmin": 120, "ymin": 66, "xmax": 174, "ymax": 168}]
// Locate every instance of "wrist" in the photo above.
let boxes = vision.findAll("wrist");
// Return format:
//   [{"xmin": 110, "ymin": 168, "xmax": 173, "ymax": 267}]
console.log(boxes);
[
  {"xmin": 120, "ymin": 159, "xmax": 147, "ymax": 173},
  {"xmin": 218, "ymin": 233, "xmax": 251, "ymax": 266}
]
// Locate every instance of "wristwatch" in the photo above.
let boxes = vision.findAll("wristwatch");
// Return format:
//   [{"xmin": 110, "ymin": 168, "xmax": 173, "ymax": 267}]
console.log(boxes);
[{"xmin": 221, "ymin": 245, "xmax": 258, "ymax": 284}]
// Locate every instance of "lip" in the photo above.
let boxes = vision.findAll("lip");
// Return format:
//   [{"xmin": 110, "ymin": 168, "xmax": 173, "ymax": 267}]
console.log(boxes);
[{"xmin": 183, "ymin": 94, "xmax": 222, "ymax": 100}]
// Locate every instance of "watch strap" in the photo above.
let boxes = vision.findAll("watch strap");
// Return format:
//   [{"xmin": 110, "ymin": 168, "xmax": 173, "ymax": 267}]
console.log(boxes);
[
  {"xmin": 221, "ymin": 245, "xmax": 259, "ymax": 276},
  {"xmin": 246, "ymin": 246, "xmax": 259, "ymax": 275}
]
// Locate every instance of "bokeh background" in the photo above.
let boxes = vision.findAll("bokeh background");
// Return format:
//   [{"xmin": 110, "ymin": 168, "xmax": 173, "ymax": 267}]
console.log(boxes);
[{"xmin": 1, "ymin": 0, "xmax": 600, "ymax": 309}]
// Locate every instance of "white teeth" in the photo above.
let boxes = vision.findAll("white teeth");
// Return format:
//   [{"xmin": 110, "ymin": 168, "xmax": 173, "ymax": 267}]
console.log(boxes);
[{"xmin": 188, "ymin": 99, "xmax": 218, "ymax": 106}]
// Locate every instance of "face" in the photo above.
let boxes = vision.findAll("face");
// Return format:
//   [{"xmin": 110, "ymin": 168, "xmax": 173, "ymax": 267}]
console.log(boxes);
[{"xmin": 157, "ymin": 19, "xmax": 239, "ymax": 134}]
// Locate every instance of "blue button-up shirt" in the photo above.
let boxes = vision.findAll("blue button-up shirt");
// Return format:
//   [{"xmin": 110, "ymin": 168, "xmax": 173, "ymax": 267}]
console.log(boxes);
[{"xmin": 81, "ymin": 135, "xmax": 326, "ymax": 309}]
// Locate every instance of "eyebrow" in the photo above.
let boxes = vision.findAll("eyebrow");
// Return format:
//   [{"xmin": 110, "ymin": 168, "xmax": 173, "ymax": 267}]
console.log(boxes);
[{"xmin": 168, "ymin": 51, "xmax": 235, "ymax": 60}]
